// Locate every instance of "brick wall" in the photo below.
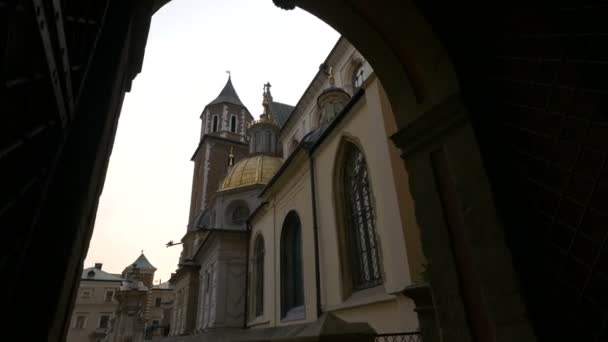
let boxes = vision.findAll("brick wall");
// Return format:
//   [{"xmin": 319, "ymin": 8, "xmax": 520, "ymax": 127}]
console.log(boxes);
[
  {"xmin": 202, "ymin": 103, "xmax": 253, "ymax": 135},
  {"xmin": 189, "ymin": 138, "xmax": 249, "ymax": 227},
  {"xmin": 204, "ymin": 139, "xmax": 249, "ymax": 206},
  {"xmin": 417, "ymin": 1, "xmax": 608, "ymax": 340}
]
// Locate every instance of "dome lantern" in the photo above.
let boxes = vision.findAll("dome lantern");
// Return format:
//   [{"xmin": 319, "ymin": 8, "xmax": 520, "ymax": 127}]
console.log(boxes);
[{"xmin": 248, "ymin": 82, "xmax": 280, "ymax": 155}]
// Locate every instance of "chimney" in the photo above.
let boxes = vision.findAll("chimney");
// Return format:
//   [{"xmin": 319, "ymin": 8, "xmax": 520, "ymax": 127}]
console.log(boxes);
[{"xmin": 94, "ymin": 263, "xmax": 103, "ymax": 270}]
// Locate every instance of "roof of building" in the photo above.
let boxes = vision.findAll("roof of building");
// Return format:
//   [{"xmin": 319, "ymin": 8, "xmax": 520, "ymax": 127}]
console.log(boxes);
[
  {"xmin": 124, "ymin": 253, "xmax": 157, "ymax": 272},
  {"xmin": 193, "ymin": 209, "xmax": 210, "ymax": 230},
  {"xmin": 219, "ymin": 155, "xmax": 282, "ymax": 191},
  {"xmin": 302, "ymin": 125, "xmax": 326, "ymax": 145},
  {"xmin": 279, "ymin": 37, "xmax": 347, "ymax": 133},
  {"xmin": 153, "ymin": 281, "xmax": 174, "ymax": 290},
  {"xmin": 81, "ymin": 267, "xmax": 124, "ymax": 282},
  {"xmin": 208, "ymin": 77, "xmax": 245, "ymax": 107},
  {"xmin": 270, "ymin": 101, "xmax": 295, "ymax": 128},
  {"xmin": 260, "ymin": 89, "xmax": 365, "ymax": 198}
]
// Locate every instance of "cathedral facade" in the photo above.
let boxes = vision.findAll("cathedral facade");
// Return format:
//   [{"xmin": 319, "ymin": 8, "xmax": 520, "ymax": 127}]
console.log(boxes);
[{"xmin": 168, "ymin": 37, "xmax": 424, "ymax": 339}]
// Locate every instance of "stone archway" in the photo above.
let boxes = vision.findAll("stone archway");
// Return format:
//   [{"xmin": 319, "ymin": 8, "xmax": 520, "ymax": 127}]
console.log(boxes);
[{"xmin": 6, "ymin": 1, "xmax": 607, "ymax": 341}]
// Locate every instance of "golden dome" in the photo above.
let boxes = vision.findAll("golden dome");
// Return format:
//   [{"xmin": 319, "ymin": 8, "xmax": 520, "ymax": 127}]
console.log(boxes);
[{"xmin": 220, "ymin": 155, "xmax": 282, "ymax": 191}]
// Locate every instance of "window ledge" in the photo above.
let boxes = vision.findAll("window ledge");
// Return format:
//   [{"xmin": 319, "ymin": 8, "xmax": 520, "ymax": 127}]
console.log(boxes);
[
  {"xmin": 247, "ymin": 316, "xmax": 270, "ymax": 327},
  {"xmin": 280, "ymin": 305, "xmax": 305, "ymax": 322},
  {"xmin": 323, "ymin": 285, "xmax": 395, "ymax": 312}
]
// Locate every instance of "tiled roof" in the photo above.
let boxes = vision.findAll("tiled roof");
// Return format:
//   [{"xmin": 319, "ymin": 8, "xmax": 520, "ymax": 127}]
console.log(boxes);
[
  {"xmin": 208, "ymin": 77, "xmax": 245, "ymax": 107},
  {"xmin": 270, "ymin": 101, "xmax": 294, "ymax": 128},
  {"xmin": 153, "ymin": 281, "xmax": 174, "ymax": 290},
  {"xmin": 124, "ymin": 253, "xmax": 157, "ymax": 271},
  {"xmin": 81, "ymin": 267, "xmax": 123, "ymax": 282}
]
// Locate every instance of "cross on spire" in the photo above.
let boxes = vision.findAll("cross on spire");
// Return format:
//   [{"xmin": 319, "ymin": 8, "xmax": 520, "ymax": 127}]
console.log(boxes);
[{"xmin": 263, "ymin": 82, "xmax": 271, "ymax": 95}]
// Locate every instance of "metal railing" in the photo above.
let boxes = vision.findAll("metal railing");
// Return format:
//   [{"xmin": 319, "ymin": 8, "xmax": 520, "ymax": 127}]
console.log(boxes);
[{"xmin": 375, "ymin": 332, "xmax": 422, "ymax": 342}]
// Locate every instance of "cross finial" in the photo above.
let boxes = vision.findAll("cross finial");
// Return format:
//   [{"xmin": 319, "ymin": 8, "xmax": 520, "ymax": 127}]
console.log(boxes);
[
  {"xmin": 226, "ymin": 70, "xmax": 231, "ymax": 79},
  {"xmin": 264, "ymin": 82, "xmax": 271, "ymax": 95}
]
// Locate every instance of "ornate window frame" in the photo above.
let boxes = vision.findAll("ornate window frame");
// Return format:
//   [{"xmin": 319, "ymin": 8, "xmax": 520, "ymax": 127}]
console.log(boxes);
[{"xmin": 333, "ymin": 136, "xmax": 384, "ymax": 299}]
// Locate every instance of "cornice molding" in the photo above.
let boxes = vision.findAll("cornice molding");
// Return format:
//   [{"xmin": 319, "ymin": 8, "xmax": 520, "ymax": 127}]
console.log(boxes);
[{"xmin": 391, "ymin": 94, "xmax": 467, "ymax": 158}]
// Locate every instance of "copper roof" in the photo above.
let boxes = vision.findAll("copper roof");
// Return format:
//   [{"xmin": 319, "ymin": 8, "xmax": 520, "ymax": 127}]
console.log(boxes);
[{"xmin": 124, "ymin": 253, "xmax": 157, "ymax": 272}]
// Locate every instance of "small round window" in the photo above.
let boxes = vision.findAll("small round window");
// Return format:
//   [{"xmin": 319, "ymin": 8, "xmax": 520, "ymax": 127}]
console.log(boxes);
[{"xmin": 232, "ymin": 205, "xmax": 250, "ymax": 225}]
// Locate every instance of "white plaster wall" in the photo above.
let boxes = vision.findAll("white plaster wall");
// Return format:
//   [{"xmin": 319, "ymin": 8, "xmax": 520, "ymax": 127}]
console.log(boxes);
[
  {"xmin": 249, "ymin": 156, "xmax": 316, "ymax": 328},
  {"xmin": 311, "ymin": 77, "xmax": 418, "ymax": 333},
  {"xmin": 66, "ymin": 280, "xmax": 121, "ymax": 342}
]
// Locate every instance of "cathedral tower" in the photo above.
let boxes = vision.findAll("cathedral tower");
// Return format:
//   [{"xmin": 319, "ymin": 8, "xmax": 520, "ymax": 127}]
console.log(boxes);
[{"xmin": 188, "ymin": 76, "xmax": 253, "ymax": 230}]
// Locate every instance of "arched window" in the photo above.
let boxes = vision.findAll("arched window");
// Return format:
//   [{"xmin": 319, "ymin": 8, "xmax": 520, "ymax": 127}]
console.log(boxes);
[
  {"xmin": 342, "ymin": 142, "xmax": 382, "ymax": 290},
  {"xmin": 352, "ymin": 64, "xmax": 365, "ymax": 90},
  {"xmin": 253, "ymin": 236, "xmax": 265, "ymax": 317},
  {"xmin": 212, "ymin": 115, "xmax": 219, "ymax": 132},
  {"xmin": 255, "ymin": 131, "xmax": 261, "ymax": 153},
  {"xmin": 230, "ymin": 115, "xmax": 237, "ymax": 133},
  {"xmin": 232, "ymin": 205, "xmax": 249, "ymax": 225},
  {"xmin": 265, "ymin": 130, "xmax": 272, "ymax": 152},
  {"xmin": 280, "ymin": 211, "xmax": 304, "ymax": 319}
]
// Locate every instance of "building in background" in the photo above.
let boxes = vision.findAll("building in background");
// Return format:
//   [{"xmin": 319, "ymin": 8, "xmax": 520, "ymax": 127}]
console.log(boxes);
[
  {"xmin": 166, "ymin": 37, "xmax": 424, "ymax": 341},
  {"xmin": 66, "ymin": 264, "xmax": 122, "ymax": 342},
  {"xmin": 67, "ymin": 254, "xmax": 174, "ymax": 342},
  {"xmin": 107, "ymin": 253, "xmax": 175, "ymax": 342},
  {"xmin": 191, "ymin": 82, "xmax": 284, "ymax": 332},
  {"xmin": 168, "ymin": 77, "xmax": 254, "ymax": 336},
  {"xmin": 144, "ymin": 281, "xmax": 174, "ymax": 340},
  {"xmin": 247, "ymin": 37, "xmax": 423, "ymax": 333}
]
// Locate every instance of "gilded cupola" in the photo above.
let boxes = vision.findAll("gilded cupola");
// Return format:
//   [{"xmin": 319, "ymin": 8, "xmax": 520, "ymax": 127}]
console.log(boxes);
[
  {"xmin": 219, "ymin": 154, "xmax": 282, "ymax": 191},
  {"xmin": 218, "ymin": 82, "xmax": 284, "ymax": 192}
]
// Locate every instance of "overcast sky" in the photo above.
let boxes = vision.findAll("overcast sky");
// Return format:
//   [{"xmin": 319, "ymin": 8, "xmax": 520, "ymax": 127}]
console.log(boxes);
[{"xmin": 83, "ymin": 0, "xmax": 339, "ymax": 283}]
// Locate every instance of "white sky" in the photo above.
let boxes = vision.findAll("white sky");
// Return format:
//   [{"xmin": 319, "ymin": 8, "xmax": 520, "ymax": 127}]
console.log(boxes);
[{"xmin": 83, "ymin": 0, "xmax": 339, "ymax": 283}]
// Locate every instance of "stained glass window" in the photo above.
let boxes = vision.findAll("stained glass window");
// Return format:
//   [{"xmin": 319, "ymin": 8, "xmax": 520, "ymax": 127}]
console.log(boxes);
[{"xmin": 343, "ymin": 142, "xmax": 382, "ymax": 290}]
